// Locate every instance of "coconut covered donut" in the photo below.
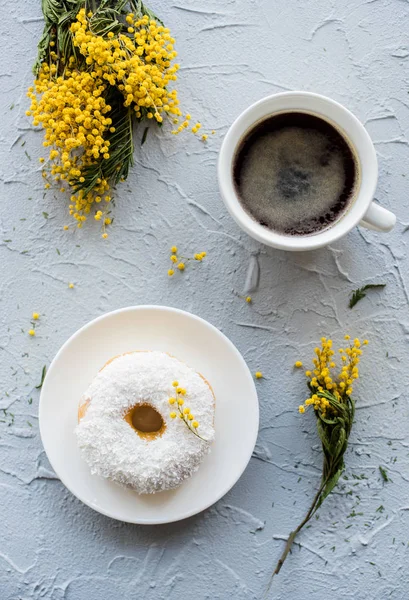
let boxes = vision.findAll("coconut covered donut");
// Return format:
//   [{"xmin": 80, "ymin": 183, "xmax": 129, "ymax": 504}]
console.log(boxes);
[{"xmin": 75, "ymin": 351, "xmax": 215, "ymax": 494}]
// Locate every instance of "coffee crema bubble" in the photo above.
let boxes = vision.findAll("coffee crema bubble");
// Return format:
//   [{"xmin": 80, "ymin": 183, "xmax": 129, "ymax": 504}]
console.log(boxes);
[{"xmin": 233, "ymin": 112, "xmax": 359, "ymax": 236}]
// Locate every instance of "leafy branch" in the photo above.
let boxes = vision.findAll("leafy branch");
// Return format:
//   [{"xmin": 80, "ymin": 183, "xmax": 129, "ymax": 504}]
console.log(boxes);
[
  {"xmin": 349, "ymin": 284, "xmax": 386, "ymax": 309},
  {"xmin": 271, "ymin": 389, "xmax": 354, "ymax": 577}
]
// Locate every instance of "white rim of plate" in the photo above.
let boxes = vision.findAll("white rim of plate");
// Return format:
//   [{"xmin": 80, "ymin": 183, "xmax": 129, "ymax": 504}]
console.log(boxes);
[{"xmin": 39, "ymin": 305, "xmax": 260, "ymax": 524}]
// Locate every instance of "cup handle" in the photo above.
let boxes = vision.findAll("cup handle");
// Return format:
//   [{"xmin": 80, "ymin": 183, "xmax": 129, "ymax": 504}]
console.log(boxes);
[{"xmin": 359, "ymin": 202, "xmax": 396, "ymax": 232}]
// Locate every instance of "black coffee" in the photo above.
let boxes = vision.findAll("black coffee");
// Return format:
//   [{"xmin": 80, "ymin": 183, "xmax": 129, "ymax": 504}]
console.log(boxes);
[{"xmin": 233, "ymin": 112, "xmax": 358, "ymax": 236}]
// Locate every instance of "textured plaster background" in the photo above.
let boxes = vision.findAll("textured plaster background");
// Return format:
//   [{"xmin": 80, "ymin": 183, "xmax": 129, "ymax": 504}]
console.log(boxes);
[{"xmin": 1, "ymin": 0, "xmax": 409, "ymax": 598}]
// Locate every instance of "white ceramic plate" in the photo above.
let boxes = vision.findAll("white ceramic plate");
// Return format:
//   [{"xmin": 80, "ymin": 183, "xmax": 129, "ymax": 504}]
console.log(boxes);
[{"xmin": 39, "ymin": 306, "xmax": 259, "ymax": 524}]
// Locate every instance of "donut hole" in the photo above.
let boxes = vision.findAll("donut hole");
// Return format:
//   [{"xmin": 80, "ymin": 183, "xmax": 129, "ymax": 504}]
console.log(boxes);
[{"xmin": 124, "ymin": 403, "xmax": 166, "ymax": 440}]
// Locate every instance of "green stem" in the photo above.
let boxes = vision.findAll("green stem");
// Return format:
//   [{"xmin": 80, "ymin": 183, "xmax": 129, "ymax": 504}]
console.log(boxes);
[{"xmin": 270, "ymin": 473, "xmax": 330, "ymax": 580}]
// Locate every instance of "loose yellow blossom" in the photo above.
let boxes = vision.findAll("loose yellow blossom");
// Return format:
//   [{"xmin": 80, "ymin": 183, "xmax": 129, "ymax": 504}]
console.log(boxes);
[
  {"xmin": 168, "ymin": 269, "xmax": 175, "ymax": 276},
  {"xmin": 172, "ymin": 380, "xmax": 179, "ymax": 387},
  {"xmin": 246, "ymin": 296, "xmax": 252, "ymax": 303},
  {"xmin": 169, "ymin": 397, "xmax": 176, "ymax": 405},
  {"xmin": 28, "ymin": 329, "xmax": 36, "ymax": 337},
  {"xmin": 168, "ymin": 246, "xmax": 206, "ymax": 275},
  {"xmin": 298, "ymin": 405, "xmax": 305, "ymax": 414},
  {"xmin": 170, "ymin": 412, "xmax": 177, "ymax": 419},
  {"xmin": 68, "ymin": 283, "xmax": 74, "ymax": 289},
  {"xmin": 294, "ymin": 361, "xmax": 303, "ymax": 368},
  {"xmin": 255, "ymin": 371, "xmax": 263, "ymax": 379},
  {"xmin": 32, "ymin": 312, "xmax": 40, "ymax": 320}
]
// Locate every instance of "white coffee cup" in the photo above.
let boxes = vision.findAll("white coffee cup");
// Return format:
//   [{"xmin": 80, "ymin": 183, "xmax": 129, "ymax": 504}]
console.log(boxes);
[{"xmin": 218, "ymin": 92, "xmax": 396, "ymax": 251}]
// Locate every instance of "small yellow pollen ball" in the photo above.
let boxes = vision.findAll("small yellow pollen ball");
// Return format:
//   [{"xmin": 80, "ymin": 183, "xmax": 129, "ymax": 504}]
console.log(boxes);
[
  {"xmin": 32, "ymin": 312, "xmax": 40, "ymax": 320},
  {"xmin": 298, "ymin": 405, "xmax": 305, "ymax": 414},
  {"xmin": 246, "ymin": 296, "xmax": 252, "ymax": 303},
  {"xmin": 177, "ymin": 262, "xmax": 185, "ymax": 271},
  {"xmin": 255, "ymin": 371, "xmax": 263, "ymax": 379},
  {"xmin": 170, "ymin": 412, "xmax": 177, "ymax": 419},
  {"xmin": 28, "ymin": 329, "xmax": 36, "ymax": 337},
  {"xmin": 192, "ymin": 420, "xmax": 199, "ymax": 428},
  {"xmin": 68, "ymin": 283, "xmax": 74, "ymax": 289},
  {"xmin": 294, "ymin": 361, "xmax": 303, "ymax": 368},
  {"xmin": 171, "ymin": 246, "xmax": 177, "ymax": 253}
]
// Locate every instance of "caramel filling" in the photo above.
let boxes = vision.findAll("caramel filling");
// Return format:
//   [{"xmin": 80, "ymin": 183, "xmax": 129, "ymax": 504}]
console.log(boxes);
[{"xmin": 124, "ymin": 403, "xmax": 166, "ymax": 440}]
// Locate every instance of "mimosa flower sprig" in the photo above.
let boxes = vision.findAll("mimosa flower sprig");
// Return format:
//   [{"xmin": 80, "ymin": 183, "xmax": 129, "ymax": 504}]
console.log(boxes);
[
  {"xmin": 168, "ymin": 246, "xmax": 206, "ymax": 277},
  {"xmin": 272, "ymin": 335, "xmax": 368, "ymax": 577},
  {"xmin": 27, "ymin": 0, "xmax": 203, "ymax": 235},
  {"xmin": 168, "ymin": 381, "xmax": 208, "ymax": 441}
]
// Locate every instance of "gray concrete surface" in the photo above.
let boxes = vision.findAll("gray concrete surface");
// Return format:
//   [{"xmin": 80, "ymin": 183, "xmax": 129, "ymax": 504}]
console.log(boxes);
[{"xmin": 1, "ymin": 0, "xmax": 409, "ymax": 598}]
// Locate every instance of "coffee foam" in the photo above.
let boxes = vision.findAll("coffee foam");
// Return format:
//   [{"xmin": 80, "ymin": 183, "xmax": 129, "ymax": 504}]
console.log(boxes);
[{"xmin": 235, "ymin": 119, "xmax": 356, "ymax": 236}]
